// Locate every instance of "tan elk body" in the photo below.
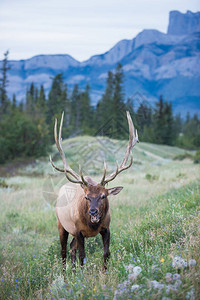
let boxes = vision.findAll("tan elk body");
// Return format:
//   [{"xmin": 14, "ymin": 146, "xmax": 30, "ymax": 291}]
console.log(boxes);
[
  {"xmin": 56, "ymin": 180, "xmax": 111, "ymax": 238},
  {"xmin": 50, "ymin": 111, "xmax": 139, "ymax": 271}
]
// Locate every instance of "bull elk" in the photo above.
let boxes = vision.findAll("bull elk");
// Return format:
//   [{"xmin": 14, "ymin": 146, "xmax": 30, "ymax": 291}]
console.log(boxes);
[{"xmin": 50, "ymin": 111, "xmax": 139, "ymax": 272}]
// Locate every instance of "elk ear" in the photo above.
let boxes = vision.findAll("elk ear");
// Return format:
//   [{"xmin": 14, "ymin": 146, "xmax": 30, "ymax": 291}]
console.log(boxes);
[{"xmin": 108, "ymin": 186, "xmax": 123, "ymax": 195}]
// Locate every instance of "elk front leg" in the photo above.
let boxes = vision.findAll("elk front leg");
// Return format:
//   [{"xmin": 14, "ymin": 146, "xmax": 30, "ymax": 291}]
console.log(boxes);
[
  {"xmin": 76, "ymin": 232, "xmax": 85, "ymax": 267},
  {"xmin": 57, "ymin": 218, "xmax": 69, "ymax": 273},
  {"xmin": 70, "ymin": 237, "xmax": 77, "ymax": 271},
  {"xmin": 100, "ymin": 228, "xmax": 110, "ymax": 270}
]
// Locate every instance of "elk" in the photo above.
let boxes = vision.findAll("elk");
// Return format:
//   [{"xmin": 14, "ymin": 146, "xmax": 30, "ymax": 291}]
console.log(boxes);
[{"xmin": 50, "ymin": 111, "xmax": 139, "ymax": 272}]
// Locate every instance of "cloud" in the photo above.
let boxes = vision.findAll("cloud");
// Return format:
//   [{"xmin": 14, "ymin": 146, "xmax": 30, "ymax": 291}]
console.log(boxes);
[{"xmin": 0, "ymin": 0, "xmax": 200, "ymax": 60}]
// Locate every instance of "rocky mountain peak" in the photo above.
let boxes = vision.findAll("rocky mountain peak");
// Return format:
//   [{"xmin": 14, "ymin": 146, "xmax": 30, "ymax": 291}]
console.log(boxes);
[{"xmin": 167, "ymin": 10, "xmax": 200, "ymax": 35}]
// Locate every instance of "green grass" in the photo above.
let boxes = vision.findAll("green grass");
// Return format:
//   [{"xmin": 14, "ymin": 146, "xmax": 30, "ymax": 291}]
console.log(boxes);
[{"xmin": 0, "ymin": 136, "xmax": 199, "ymax": 299}]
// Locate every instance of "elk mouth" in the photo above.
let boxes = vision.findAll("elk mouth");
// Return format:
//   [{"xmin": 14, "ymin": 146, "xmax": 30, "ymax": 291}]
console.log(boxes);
[{"xmin": 90, "ymin": 215, "xmax": 100, "ymax": 223}]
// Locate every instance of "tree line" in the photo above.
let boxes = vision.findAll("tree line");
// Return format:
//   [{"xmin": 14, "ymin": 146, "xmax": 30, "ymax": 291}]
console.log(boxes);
[{"xmin": 0, "ymin": 51, "xmax": 200, "ymax": 164}]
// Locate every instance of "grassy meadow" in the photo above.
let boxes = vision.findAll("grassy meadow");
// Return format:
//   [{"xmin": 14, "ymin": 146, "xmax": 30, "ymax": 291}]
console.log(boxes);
[{"xmin": 0, "ymin": 136, "xmax": 200, "ymax": 299}]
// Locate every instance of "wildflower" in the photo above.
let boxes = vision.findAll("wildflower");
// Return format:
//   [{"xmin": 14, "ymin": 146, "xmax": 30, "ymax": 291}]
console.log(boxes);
[
  {"xmin": 189, "ymin": 259, "xmax": 196, "ymax": 268},
  {"xmin": 93, "ymin": 286, "xmax": 97, "ymax": 292},
  {"xmin": 127, "ymin": 265, "xmax": 142, "ymax": 281},
  {"xmin": 131, "ymin": 284, "xmax": 140, "ymax": 292},
  {"xmin": 160, "ymin": 258, "xmax": 165, "ymax": 263},
  {"xmin": 125, "ymin": 264, "xmax": 134, "ymax": 273},
  {"xmin": 174, "ymin": 279, "xmax": 182, "ymax": 288},
  {"xmin": 133, "ymin": 266, "xmax": 142, "ymax": 275},
  {"xmin": 128, "ymin": 273, "xmax": 137, "ymax": 282},
  {"xmin": 114, "ymin": 287, "xmax": 127, "ymax": 300},
  {"xmin": 172, "ymin": 256, "xmax": 187, "ymax": 269},
  {"xmin": 150, "ymin": 280, "xmax": 164, "ymax": 290},
  {"xmin": 122, "ymin": 281, "xmax": 130, "ymax": 288},
  {"xmin": 117, "ymin": 281, "xmax": 130, "ymax": 289},
  {"xmin": 186, "ymin": 288, "xmax": 195, "ymax": 300},
  {"xmin": 172, "ymin": 273, "xmax": 180, "ymax": 281},
  {"xmin": 166, "ymin": 284, "xmax": 177, "ymax": 294},
  {"xmin": 165, "ymin": 273, "xmax": 172, "ymax": 283}
]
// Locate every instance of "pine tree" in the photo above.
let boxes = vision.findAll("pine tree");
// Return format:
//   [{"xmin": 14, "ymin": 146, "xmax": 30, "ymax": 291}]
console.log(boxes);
[
  {"xmin": 46, "ymin": 73, "xmax": 64, "ymax": 124},
  {"xmin": 70, "ymin": 84, "xmax": 81, "ymax": 133},
  {"xmin": 96, "ymin": 71, "xmax": 114, "ymax": 135},
  {"xmin": 153, "ymin": 95, "xmax": 166, "ymax": 144},
  {"xmin": 163, "ymin": 102, "xmax": 175, "ymax": 145},
  {"xmin": 0, "ymin": 50, "xmax": 10, "ymax": 114},
  {"xmin": 136, "ymin": 102, "xmax": 152, "ymax": 138},
  {"xmin": 80, "ymin": 84, "xmax": 92, "ymax": 134},
  {"xmin": 26, "ymin": 83, "xmax": 38, "ymax": 116},
  {"xmin": 112, "ymin": 63, "xmax": 126, "ymax": 139},
  {"xmin": 12, "ymin": 94, "xmax": 17, "ymax": 112}
]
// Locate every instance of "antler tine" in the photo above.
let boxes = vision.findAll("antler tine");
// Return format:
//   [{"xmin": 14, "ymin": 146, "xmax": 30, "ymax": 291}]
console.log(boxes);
[
  {"xmin": 100, "ymin": 161, "xmax": 107, "ymax": 185},
  {"xmin": 120, "ymin": 111, "xmax": 138, "ymax": 167},
  {"xmin": 50, "ymin": 112, "xmax": 88, "ymax": 185},
  {"xmin": 49, "ymin": 155, "xmax": 65, "ymax": 172},
  {"xmin": 102, "ymin": 111, "xmax": 138, "ymax": 186},
  {"xmin": 64, "ymin": 170, "xmax": 83, "ymax": 184},
  {"xmin": 79, "ymin": 165, "xmax": 88, "ymax": 186}
]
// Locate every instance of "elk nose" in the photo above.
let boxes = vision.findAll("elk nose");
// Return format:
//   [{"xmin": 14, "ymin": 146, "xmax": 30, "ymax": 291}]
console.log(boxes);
[{"xmin": 89, "ymin": 208, "xmax": 98, "ymax": 216}]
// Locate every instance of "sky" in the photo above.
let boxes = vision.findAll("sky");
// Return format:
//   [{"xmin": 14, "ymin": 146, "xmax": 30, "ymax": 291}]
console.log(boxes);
[{"xmin": 0, "ymin": 0, "xmax": 200, "ymax": 62}]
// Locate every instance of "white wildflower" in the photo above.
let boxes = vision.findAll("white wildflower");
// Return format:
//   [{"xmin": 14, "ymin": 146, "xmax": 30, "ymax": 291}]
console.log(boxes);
[
  {"xmin": 128, "ymin": 273, "xmax": 138, "ymax": 282},
  {"xmin": 131, "ymin": 284, "xmax": 140, "ymax": 292},
  {"xmin": 165, "ymin": 273, "xmax": 172, "ymax": 283},
  {"xmin": 189, "ymin": 259, "xmax": 196, "ymax": 268},
  {"xmin": 166, "ymin": 284, "xmax": 177, "ymax": 295},
  {"xmin": 186, "ymin": 288, "xmax": 195, "ymax": 300},
  {"xmin": 150, "ymin": 280, "xmax": 164, "ymax": 290},
  {"xmin": 133, "ymin": 266, "xmax": 142, "ymax": 275},
  {"xmin": 172, "ymin": 273, "xmax": 181, "ymax": 281},
  {"xmin": 128, "ymin": 266, "xmax": 142, "ymax": 282},
  {"xmin": 114, "ymin": 287, "xmax": 127, "ymax": 300},
  {"xmin": 174, "ymin": 279, "xmax": 182, "ymax": 288},
  {"xmin": 50, "ymin": 275, "xmax": 66, "ymax": 297},
  {"xmin": 125, "ymin": 264, "xmax": 135, "ymax": 273},
  {"xmin": 172, "ymin": 256, "xmax": 187, "ymax": 269},
  {"xmin": 120, "ymin": 280, "xmax": 130, "ymax": 288}
]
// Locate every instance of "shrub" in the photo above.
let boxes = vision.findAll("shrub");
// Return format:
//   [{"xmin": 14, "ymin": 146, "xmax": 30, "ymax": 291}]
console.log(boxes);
[{"xmin": 193, "ymin": 150, "xmax": 200, "ymax": 164}]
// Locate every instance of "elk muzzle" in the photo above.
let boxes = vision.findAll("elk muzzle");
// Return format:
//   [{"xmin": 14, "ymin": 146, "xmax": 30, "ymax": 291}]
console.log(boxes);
[{"xmin": 89, "ymin": 207, "xmax": 100, "ymax": 223}]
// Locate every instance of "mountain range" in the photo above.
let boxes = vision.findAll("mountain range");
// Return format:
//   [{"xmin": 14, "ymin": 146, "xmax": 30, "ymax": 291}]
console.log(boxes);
[{"xmin": 3, "ymin": 10, "xmax": 200, "ymax": 115}]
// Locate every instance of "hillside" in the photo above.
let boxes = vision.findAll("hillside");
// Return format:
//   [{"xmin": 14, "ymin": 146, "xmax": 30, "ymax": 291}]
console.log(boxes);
[
  {"xmin": 0, "ymin": 136, "xmax": 199, "ymax": 299},
  {"xmin": 2, "ymin": 10, "xmax": 200, "ymax": 115}
]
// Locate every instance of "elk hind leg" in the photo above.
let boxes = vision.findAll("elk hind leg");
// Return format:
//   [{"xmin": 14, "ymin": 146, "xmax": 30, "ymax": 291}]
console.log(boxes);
[
  {"xmin": 77, "ymin": 232, "xmax": 85, "ymax": 267},
  {"xmin": 57, "ymin": 218, "xmax": 69, "ymax": 273},
  {"xmin": 70, "ymin": 237, "xmax": 77, "ymax": 272},
  {"xmin": 100, "ymin": 228, "xmax": 110, "ymax": 270}
]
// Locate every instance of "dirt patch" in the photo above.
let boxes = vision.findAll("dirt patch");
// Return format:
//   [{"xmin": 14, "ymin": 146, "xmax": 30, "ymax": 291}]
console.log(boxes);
[{"xmin": 0, "ymin": 158, "xmax": 36, "ymax": 177}]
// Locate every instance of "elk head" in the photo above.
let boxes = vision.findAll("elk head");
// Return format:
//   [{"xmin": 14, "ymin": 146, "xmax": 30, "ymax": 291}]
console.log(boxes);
[
  {"xmin": 50, "ymin": 111, "xmax": 139, "ymax": 224},
  {"xmin": 81, "ymin": 184, "xmax": 123, "ymax": 225}
]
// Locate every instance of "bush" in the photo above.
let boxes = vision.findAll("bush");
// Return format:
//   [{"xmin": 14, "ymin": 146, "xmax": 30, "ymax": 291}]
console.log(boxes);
[
  {"xmin": 173, "ymin": 152, "xmax": 193, "ymax": 161},
  {"xmin": 0, "ymin": 112, "xmax": 51, "ymax": 164},
  {"xmin": 193, "ymin": 150, "xmax": 200, "ymax": 164}
]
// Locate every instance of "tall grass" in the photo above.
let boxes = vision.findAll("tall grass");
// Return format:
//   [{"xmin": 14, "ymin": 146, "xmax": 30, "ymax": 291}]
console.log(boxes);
[{"xmin": 0, "ymin": 138, "xmax": 199, "ymax": 299}]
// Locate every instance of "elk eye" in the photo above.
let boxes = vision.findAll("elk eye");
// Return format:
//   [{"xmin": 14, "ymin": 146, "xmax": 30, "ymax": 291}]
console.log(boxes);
[
  {"xmin": 101, "ymin": 194, "xmax": 105, "ymax": 199},
  {"xmin": 85, "ymin": 196, "xmax": 89, "ymax": 200}
]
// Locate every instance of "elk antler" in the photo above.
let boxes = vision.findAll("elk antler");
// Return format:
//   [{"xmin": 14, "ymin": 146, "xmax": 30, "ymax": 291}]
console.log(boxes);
[
  {"xmin": 50, "ymin": 112, "xmax": 88, "ymax": 186},
  {"xmin": 100, "ymin": 111, "xmax": 139, "ymax": 186}
]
